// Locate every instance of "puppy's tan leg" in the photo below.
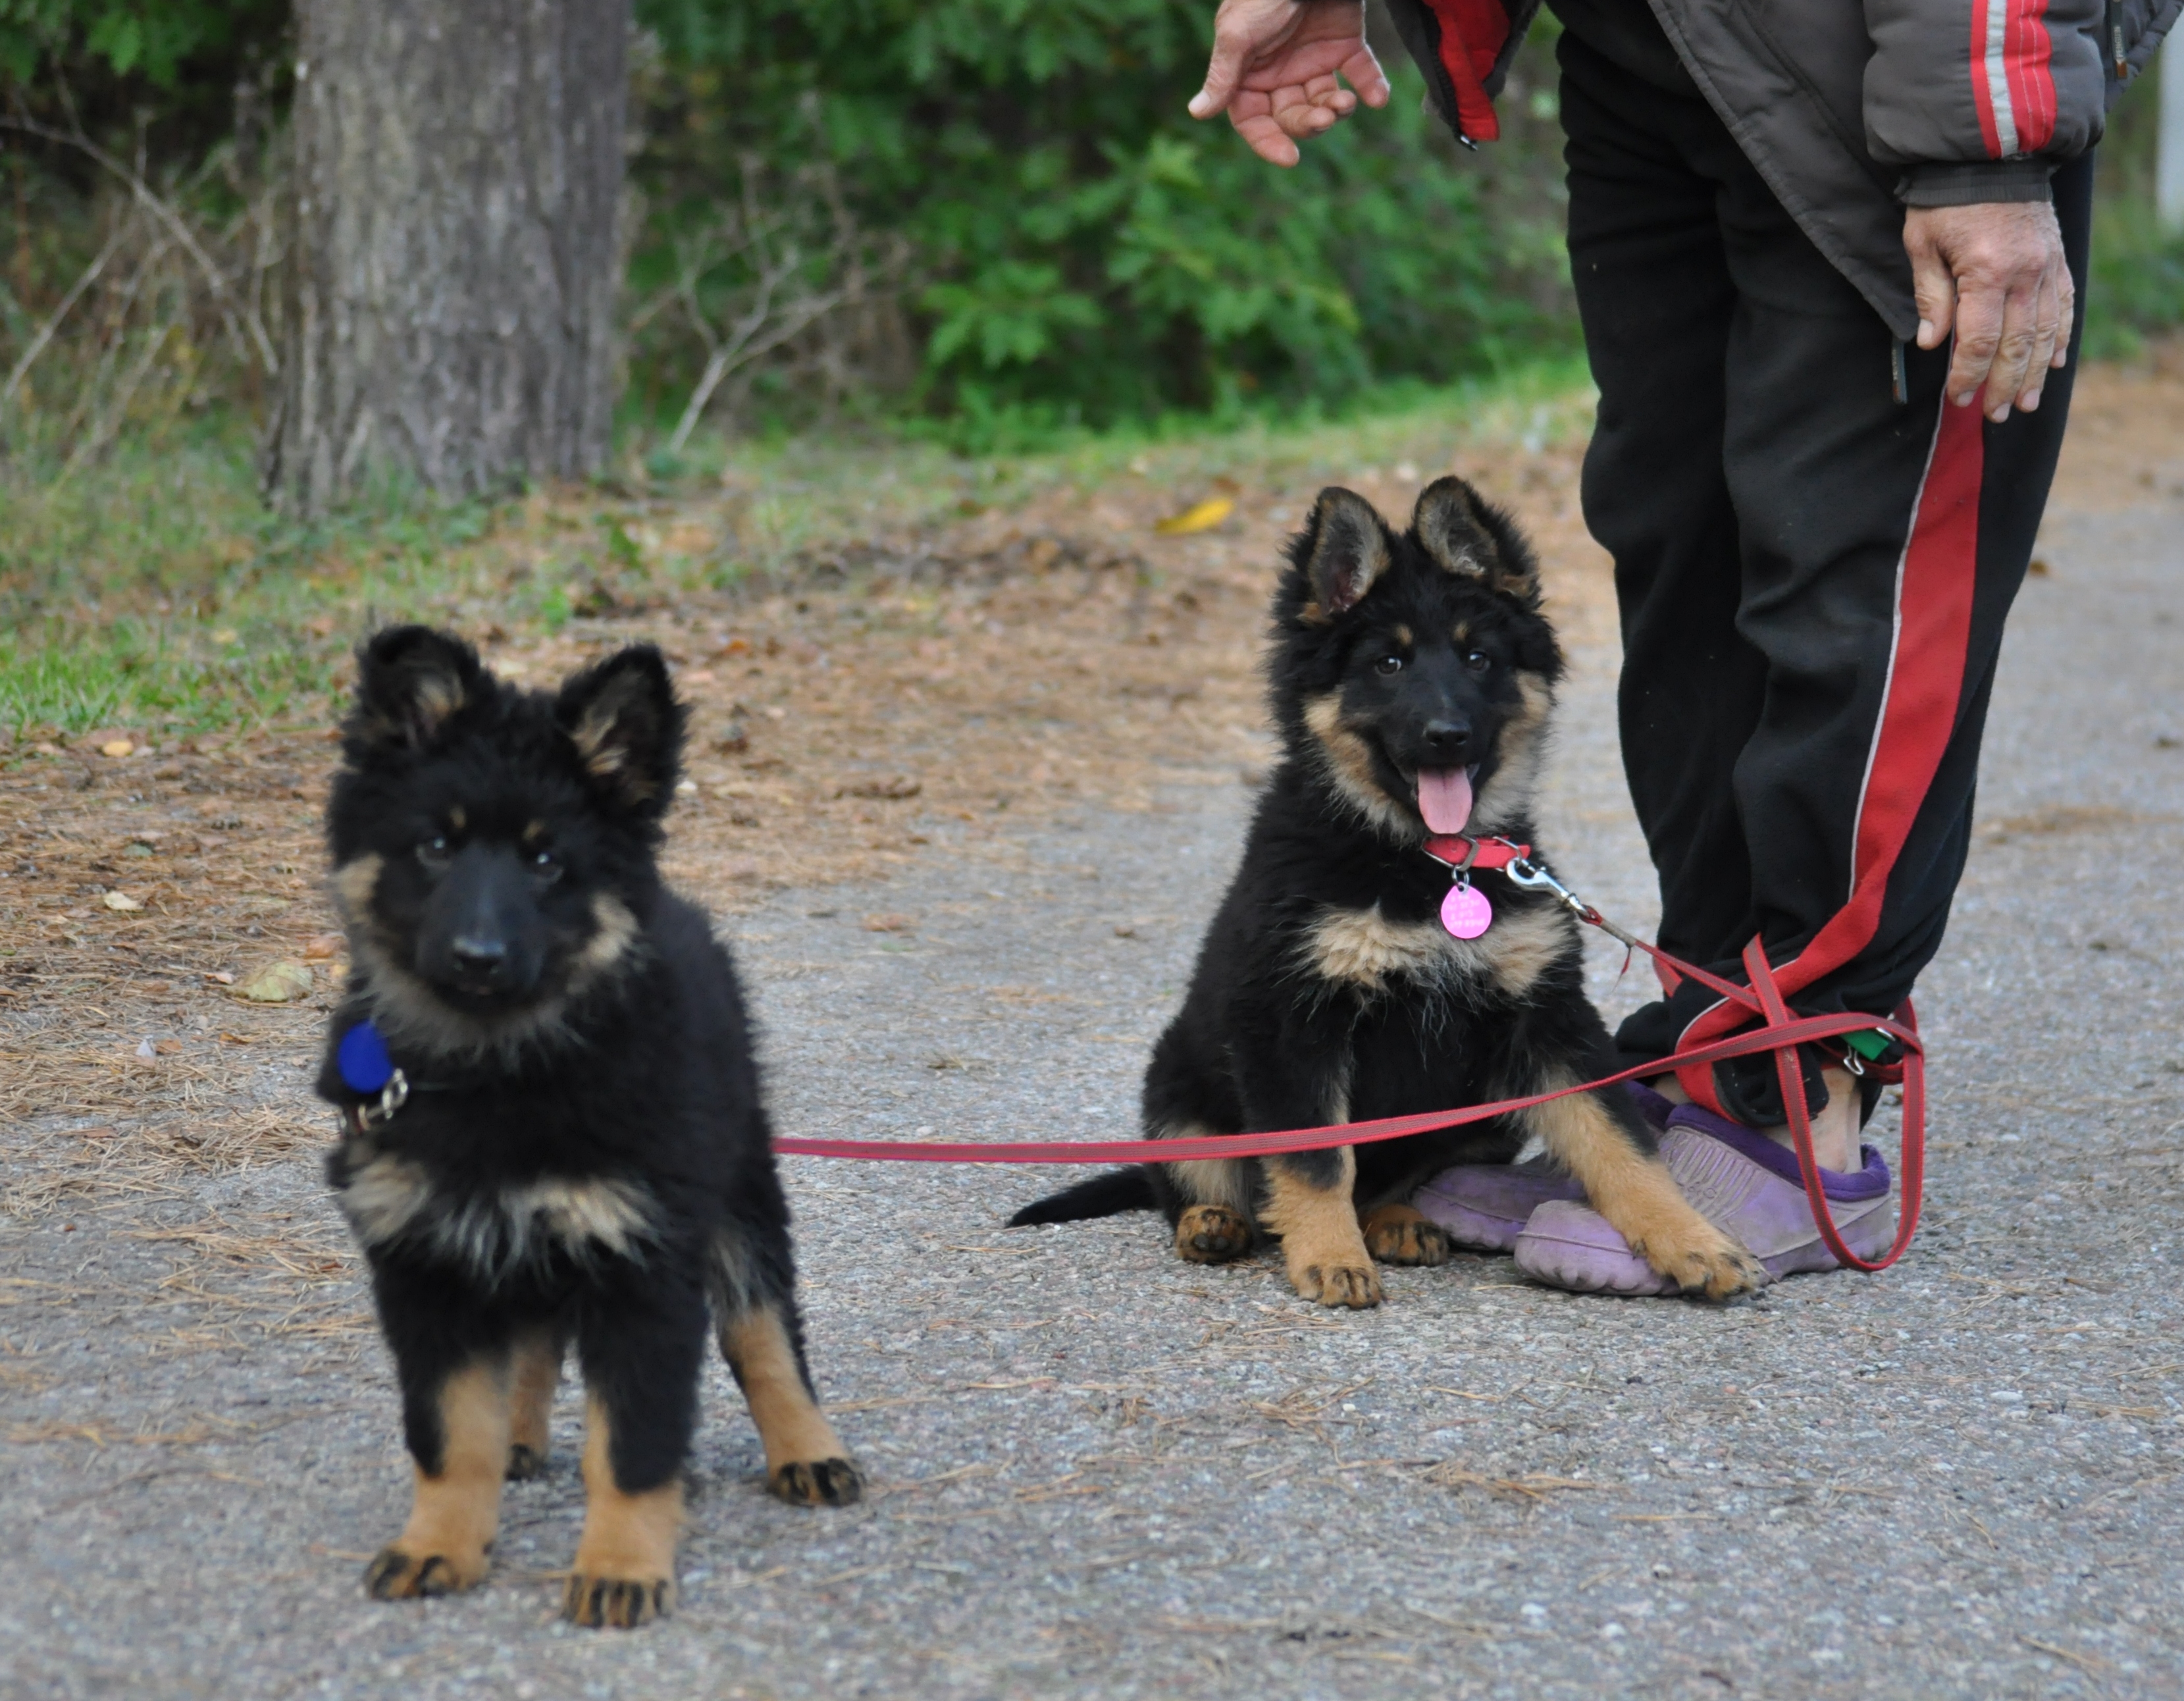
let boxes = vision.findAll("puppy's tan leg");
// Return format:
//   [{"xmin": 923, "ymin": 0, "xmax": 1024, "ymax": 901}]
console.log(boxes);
[
  {"xmin": 506, "ymin": 1327, "xmax": 560, "ymax": 1480},
  {"xmin": 1522, "ymin": 1084, "xmax": 1763, "ymax": 1299},
  {"xmin": 720, "ymin": 1303, "xmax": 862, "ymax": 1507},
  {"xmin": 1159, "ymin": 1153, "xmax": 1257, "ymax": 1264},
  {"xmin": 1261, "ymin": 1149, "xmax": 1380, "ymax": 1307},
  {"xmin": 1359, "ymin": 1201, "xmax": 1451, "ymax": 1267},
  {"xmin": 563, "ymin": 1396, "xmax": 682, "ymax": 1629},
  {"xmin": 364, "ymin": 1358, "xmax": 509, "ymax": 1600}
]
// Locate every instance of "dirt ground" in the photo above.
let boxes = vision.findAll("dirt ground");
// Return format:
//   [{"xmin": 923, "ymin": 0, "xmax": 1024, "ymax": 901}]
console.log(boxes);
[{"xmin": 3, "ymin": 349, "xmax": 2181, "ymax": 1698}]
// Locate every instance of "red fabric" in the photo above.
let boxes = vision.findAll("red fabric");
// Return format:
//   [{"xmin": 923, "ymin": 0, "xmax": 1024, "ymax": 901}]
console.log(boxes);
[
  {"xmin": 1673, "ymin": 397, "xmax": 1983, "ymax": 1112},
  {"xmin": 1970, "ymin": 0, "xmax": 2059, "ymax": 157},
  {"xmin": 1970, "ymin": 0, "xmax": 2004, "ymax": 156},
  {"xmin": 2006, "ymin": 0, "xmax": 2058, "ymax": 152},
  {"xmin": 1422, "ymin": 833, "xmax": 1530, "ymax": 868},
  {"xmin": 771, "ymin": 903, "xmax": 1929, "ymax": 1277},
  {"xmin": 1422, "ymin": 0, "xmax": 1507, "ymax": 141},
  {"xmin": 1747, "ymin": 939, "xmax": 1925, "ymax": 1273},
  {"xmin": 770, "ymin": 1008, "xmax": 1915, "ymax": 1165}
]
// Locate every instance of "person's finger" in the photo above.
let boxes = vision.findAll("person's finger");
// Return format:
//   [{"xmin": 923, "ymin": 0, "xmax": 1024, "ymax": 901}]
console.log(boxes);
[
  {"xmin": 1907, "ymin": 225, "xmax": 1957, "ymax": 354},
  {"xmin": 1341, "ymin": 42, "xmax": 1391, "ymax": 106},
  {"xmin": 1307, "ymin": 72, "xmax": 1357, "ymax": 115},
  {"xmin": 1230, "ymin": 106, "xmax": 1303, "ymax": 167},
  {"xmin": 1946, "ymin": 269, "xmax": 2004, "ymax": 409},
  {"xmin": 1191, "ymin": 11, "xmax": 1261, "ymax": 119},
  {"xmin": 2050, "ymin": 254, "xmax": 2076, "ymax": 371},
  {"xmin": 2017, "ymin": 268, "xmax": 2061, "ymax": 411},
  {"xmin": 1982, "ymin": 271, "xmax": 2044, "ymax": 421}
]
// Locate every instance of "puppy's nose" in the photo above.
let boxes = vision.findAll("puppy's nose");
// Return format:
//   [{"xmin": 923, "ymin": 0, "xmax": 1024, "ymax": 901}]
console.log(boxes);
[
  {"xmin": 450, "ymin": 935, "xmax": 509, "ymax": 980},
  {"xmin": 1421, "ymin": 719, "xmax": 1472, "ymax": 760}
]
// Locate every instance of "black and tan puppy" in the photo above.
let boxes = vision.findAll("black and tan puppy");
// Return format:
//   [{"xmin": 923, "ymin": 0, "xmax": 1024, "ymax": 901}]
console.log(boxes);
[
  {"xmin": 1012, "ymin": 480, "xmax": 1761, "ymax": 1307},
  {"xmin": 315, "ymin": 626, "xmax": 858, "ymax": 1629}
]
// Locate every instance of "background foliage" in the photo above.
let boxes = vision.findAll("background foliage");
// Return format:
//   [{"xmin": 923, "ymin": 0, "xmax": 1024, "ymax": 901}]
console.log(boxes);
[{"xmin": 1, "ymin": 0, "xmax": 2180, "ymax": 454}]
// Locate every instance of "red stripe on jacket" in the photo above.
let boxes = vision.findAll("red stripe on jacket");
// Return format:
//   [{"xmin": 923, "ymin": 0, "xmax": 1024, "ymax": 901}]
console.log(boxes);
[
  {"xmin": 1423, "ymin": 0, "xmax": 1508, "ymax": 141},
  {"xmin": 2006, "ymin": 0, "xmax": 2058, "ymax": 152},
  {"xmin": 1969, "ymin": 0, "xmax": 2005, "ymax": 156},
  {"xmin": 1672, "ymin": 400, "xmax": 1985, "ymax": 1111}
]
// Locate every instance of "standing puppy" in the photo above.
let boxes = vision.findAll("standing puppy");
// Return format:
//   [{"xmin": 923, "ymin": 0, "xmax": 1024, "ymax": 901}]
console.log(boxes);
[
  {"xmin": 1012, "ymin": 481, "xmax": 1761, "ymax": 1305},
  {"xmin": 317, "ymin": 627, "xmax": 858, "ymax": 1629}
]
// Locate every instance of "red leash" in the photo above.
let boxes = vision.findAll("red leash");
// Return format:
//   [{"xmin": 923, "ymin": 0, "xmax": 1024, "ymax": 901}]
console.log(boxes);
[{"xmin": 771, "ymin": 854, "xmax": 1927, "ymax": 1274}]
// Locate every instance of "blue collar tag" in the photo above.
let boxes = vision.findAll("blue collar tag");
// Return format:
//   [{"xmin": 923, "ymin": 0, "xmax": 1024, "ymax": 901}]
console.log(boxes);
[{"xmin": 338, "ymin": 1022, "xmax": 396, "ymax": 1095}]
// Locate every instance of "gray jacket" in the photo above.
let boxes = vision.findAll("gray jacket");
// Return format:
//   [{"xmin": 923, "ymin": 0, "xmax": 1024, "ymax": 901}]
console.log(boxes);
[{"xmin": 1384, "ymin": 0, "xmax": 2181, "ymax": 337}]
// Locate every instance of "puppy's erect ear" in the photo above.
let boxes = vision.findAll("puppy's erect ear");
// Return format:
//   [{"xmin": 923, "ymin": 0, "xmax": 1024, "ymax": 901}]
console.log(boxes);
[
  {"xmin": 350, "ymin": 626, "xmax": 484, "ymax": 753},
  {"xmin": 1297, "ymin": 488, "xmax": 1391, "ymax": 623},
  {"xmin": 1413, "ymin": 477, "xmax": 1541, "ymax": 603},
  {"xmin": 554, "ymin": 644, "xmax": 685, "ymax": 818}
]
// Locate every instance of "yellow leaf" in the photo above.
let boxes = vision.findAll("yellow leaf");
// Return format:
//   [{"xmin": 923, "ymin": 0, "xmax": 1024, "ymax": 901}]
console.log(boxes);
[
  {"xmin": 1154, "ymin": 498, "xmax": 1235, "ymax": 536},
  {"xmin": 232, "ymin": 961, "xmax": 313, "ymax": 1004},
  {"xmin": 99, "ymin": 739, "xmax": 134, "ymax": 758},
  {"xmin": 101, "ymin": 891, "xmax": 142, "ymax": 912}
]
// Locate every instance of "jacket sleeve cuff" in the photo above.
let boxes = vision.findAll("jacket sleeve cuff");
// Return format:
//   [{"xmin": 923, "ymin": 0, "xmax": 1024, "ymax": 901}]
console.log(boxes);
[{"xmin": 1897, "ymin": 159, "xmax": 2056, "ymax": 206}]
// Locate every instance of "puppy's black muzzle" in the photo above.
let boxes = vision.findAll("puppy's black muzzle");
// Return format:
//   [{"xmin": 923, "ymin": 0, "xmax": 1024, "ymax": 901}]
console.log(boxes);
[{"xmin": 418, "ymin": 845, "xmax": 548, "ymax": 1003}]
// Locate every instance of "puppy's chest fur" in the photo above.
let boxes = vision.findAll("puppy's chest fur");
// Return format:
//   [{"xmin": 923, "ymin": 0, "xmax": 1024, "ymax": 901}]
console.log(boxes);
[
  {"xmin": 1298, "ymin": 895, "xmax": 1569, "ymax": 1005},
  {"xmin": 331, "ymin": 1136, "xmax": 660, "ymax": 1284}
]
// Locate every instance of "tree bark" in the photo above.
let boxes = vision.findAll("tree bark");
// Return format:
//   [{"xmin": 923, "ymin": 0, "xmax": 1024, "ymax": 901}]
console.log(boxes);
[{"xmin": 268, "ymin": 0, "xmax": 628, "ymax": 514}]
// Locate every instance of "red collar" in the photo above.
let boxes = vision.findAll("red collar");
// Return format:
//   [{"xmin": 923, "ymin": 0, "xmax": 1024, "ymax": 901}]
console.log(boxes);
[{"xmin": 1423, "ymin": 833, "xmax": 1530, "ymax": 872}]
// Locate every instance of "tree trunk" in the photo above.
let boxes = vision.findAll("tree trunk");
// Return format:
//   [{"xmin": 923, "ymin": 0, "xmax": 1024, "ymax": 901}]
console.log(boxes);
[{"xmin": 267, "ymin": 0, "xmax": 629, "ymax": 514}]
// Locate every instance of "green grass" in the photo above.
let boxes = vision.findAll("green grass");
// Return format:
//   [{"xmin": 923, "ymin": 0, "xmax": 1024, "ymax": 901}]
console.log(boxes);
[{"xmin": 0, "ymin": 359, "xmax": 1598, "ymax": 741}]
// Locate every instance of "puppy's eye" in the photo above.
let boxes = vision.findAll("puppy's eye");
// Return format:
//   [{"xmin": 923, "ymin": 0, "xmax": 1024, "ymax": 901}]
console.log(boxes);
[
  {"xmin": 1465, "ymin": 650, "xmax": 1491, "ymax": 675},
  {"xmin": 1374, "ymin": 655, "xmax": 1405, "ymax": 677},
  {"xmin": 531, "ymin": 848, "xmax": 563, "ymax": 884},
  {"xmin": 417, "ymin": 835, "xmax": 452, "ymax": 868}
]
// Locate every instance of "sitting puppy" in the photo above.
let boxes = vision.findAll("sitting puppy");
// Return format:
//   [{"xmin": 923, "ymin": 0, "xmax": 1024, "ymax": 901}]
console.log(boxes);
[
  {"xmin": 1011, "ymin": 480, "xmax": 1761, "ymax": 1306},
  {"xmin": 316, "ymin": 627, "xmax": 858, "ymax": 1629}
]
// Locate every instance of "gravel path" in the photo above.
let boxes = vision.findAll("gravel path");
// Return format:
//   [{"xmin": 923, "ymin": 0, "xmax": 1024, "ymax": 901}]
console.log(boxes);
[{"xmin": 3, "ymin": 497, "xmax": 2180, "ymax": 1701}]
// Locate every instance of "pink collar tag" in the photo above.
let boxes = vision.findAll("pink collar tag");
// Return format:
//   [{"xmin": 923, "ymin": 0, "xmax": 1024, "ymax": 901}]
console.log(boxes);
[{"xmin": 1442, "ymin": 881, "xmax": 1494, "ymax": 939}]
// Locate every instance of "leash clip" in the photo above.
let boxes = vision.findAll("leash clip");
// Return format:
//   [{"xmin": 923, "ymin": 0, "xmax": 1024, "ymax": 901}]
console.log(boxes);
[
  {"xmin": 1503, "ymin": 851, "xmax": 1592, "ymax": 920},
  {"xmin": 356, "ymin": 1068, "xmax": 410, "ymax": 1128}
]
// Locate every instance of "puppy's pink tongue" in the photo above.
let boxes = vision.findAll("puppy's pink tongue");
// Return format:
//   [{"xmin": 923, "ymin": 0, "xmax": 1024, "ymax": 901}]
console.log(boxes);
[{"xmin": 1417, "ymin": 768, "xmax": 1473, "ymax": 834}]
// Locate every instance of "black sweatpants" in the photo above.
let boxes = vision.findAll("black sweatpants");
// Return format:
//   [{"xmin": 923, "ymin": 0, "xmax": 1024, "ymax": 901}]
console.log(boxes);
[{"xmin": 1556, "ymin": 27, "xmax": 2091, "ymax": 1120}]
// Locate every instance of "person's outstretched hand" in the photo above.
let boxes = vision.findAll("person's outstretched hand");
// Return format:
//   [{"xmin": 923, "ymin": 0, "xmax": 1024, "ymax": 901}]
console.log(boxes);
[
  {"xmin": 1903, "ymin": 201, "xmax": 2073, "ymax": 424},
  {"xmin": 1189, "ymin": 0, "xmax": 1390, "ymax": 167}
]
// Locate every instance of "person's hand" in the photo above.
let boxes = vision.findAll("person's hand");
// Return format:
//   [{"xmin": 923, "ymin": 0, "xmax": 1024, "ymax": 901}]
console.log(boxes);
[
  {"xmin": 1189, "ymin": 0, "xmax": 1390, "ymax": 167},
  {"xmin": 1903, "ymin": 201, "xmax": 2073, "ymax": 423}
]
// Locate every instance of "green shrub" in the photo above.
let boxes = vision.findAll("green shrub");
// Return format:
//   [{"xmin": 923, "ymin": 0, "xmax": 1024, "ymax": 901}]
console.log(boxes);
[{"xmin": 630, "ymin": 0, "xmax": 1573, "ymax": 440}]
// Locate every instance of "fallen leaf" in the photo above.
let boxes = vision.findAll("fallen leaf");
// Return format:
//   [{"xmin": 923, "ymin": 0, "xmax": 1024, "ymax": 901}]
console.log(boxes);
[
  {"xmin": 204, "ymin": 970, "xmax": 236, "ymax": 985},
  {"xmin": 232, "ymin": 961, "xmax": 313, "ymax": 1004},
  {"xmin": 218, "ymin": 1032, "xmax": 254, "ymax": 1045},
  {"xmin": 863, "ymin": 913, "xmax": 915, "ymax": 933},
  {"xmin": 154, "ymin": 1037, "xmax": 184, "ymax": 1055},
  {"xmin": 301, "ymin": 934, "xmax": 345, "ymax": 961},
  {"xmin": 1154, "ymin": 497, "xmax": 1235, "ymax": 536},
  {"xmin": 99, "ymin": 739, "xmax": 134, "ymax": 759},
  {"xmin": 101, "ymin": 891, "xmax": 143, "ymax": 912}
]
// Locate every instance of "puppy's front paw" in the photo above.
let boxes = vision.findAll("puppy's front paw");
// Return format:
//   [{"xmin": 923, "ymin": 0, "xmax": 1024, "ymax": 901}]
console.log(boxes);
[
  {"xmin": 363, "ymin": 1542, "xmax": 488, "ymax": 1600},
  {"xmin": 770, "ymin": 1457, "xmax": 863, "ymax": 1507},
  {"xmin": 563, "ymin": 1571, "xmax": 673, "ymax": 1629},
  {"xmin": 1361, "ymin": 1205, "xmax": 1451, "ymax": 1267},
  {"xmin": 1291, "ymin": 1257, "xmax": 1384, "ymax": 1309},
  {"xmin": 1635, "ymin": 1218, "xmax": 1765, "ymax": 1300},
  {"xmin": 1174, "ymin": 1204, "xmax": 1253, "ymax": 1264}
]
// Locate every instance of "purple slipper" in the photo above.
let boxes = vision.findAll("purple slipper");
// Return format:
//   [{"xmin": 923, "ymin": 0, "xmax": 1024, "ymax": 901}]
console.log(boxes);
[
  {"xmin": 1511, "ymin": 1101, "xmax": 1896, "ymax": 1296},
  {"xmin": 1410, "ymin": 1082, "xmax": 1677, "ymax": 1253}
]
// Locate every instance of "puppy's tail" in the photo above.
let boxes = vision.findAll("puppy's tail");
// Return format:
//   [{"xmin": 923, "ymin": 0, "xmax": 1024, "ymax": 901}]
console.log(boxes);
[{"xmin": 1008, "ymin": 1168, "xmax": 1156, "ymax": 1227}]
